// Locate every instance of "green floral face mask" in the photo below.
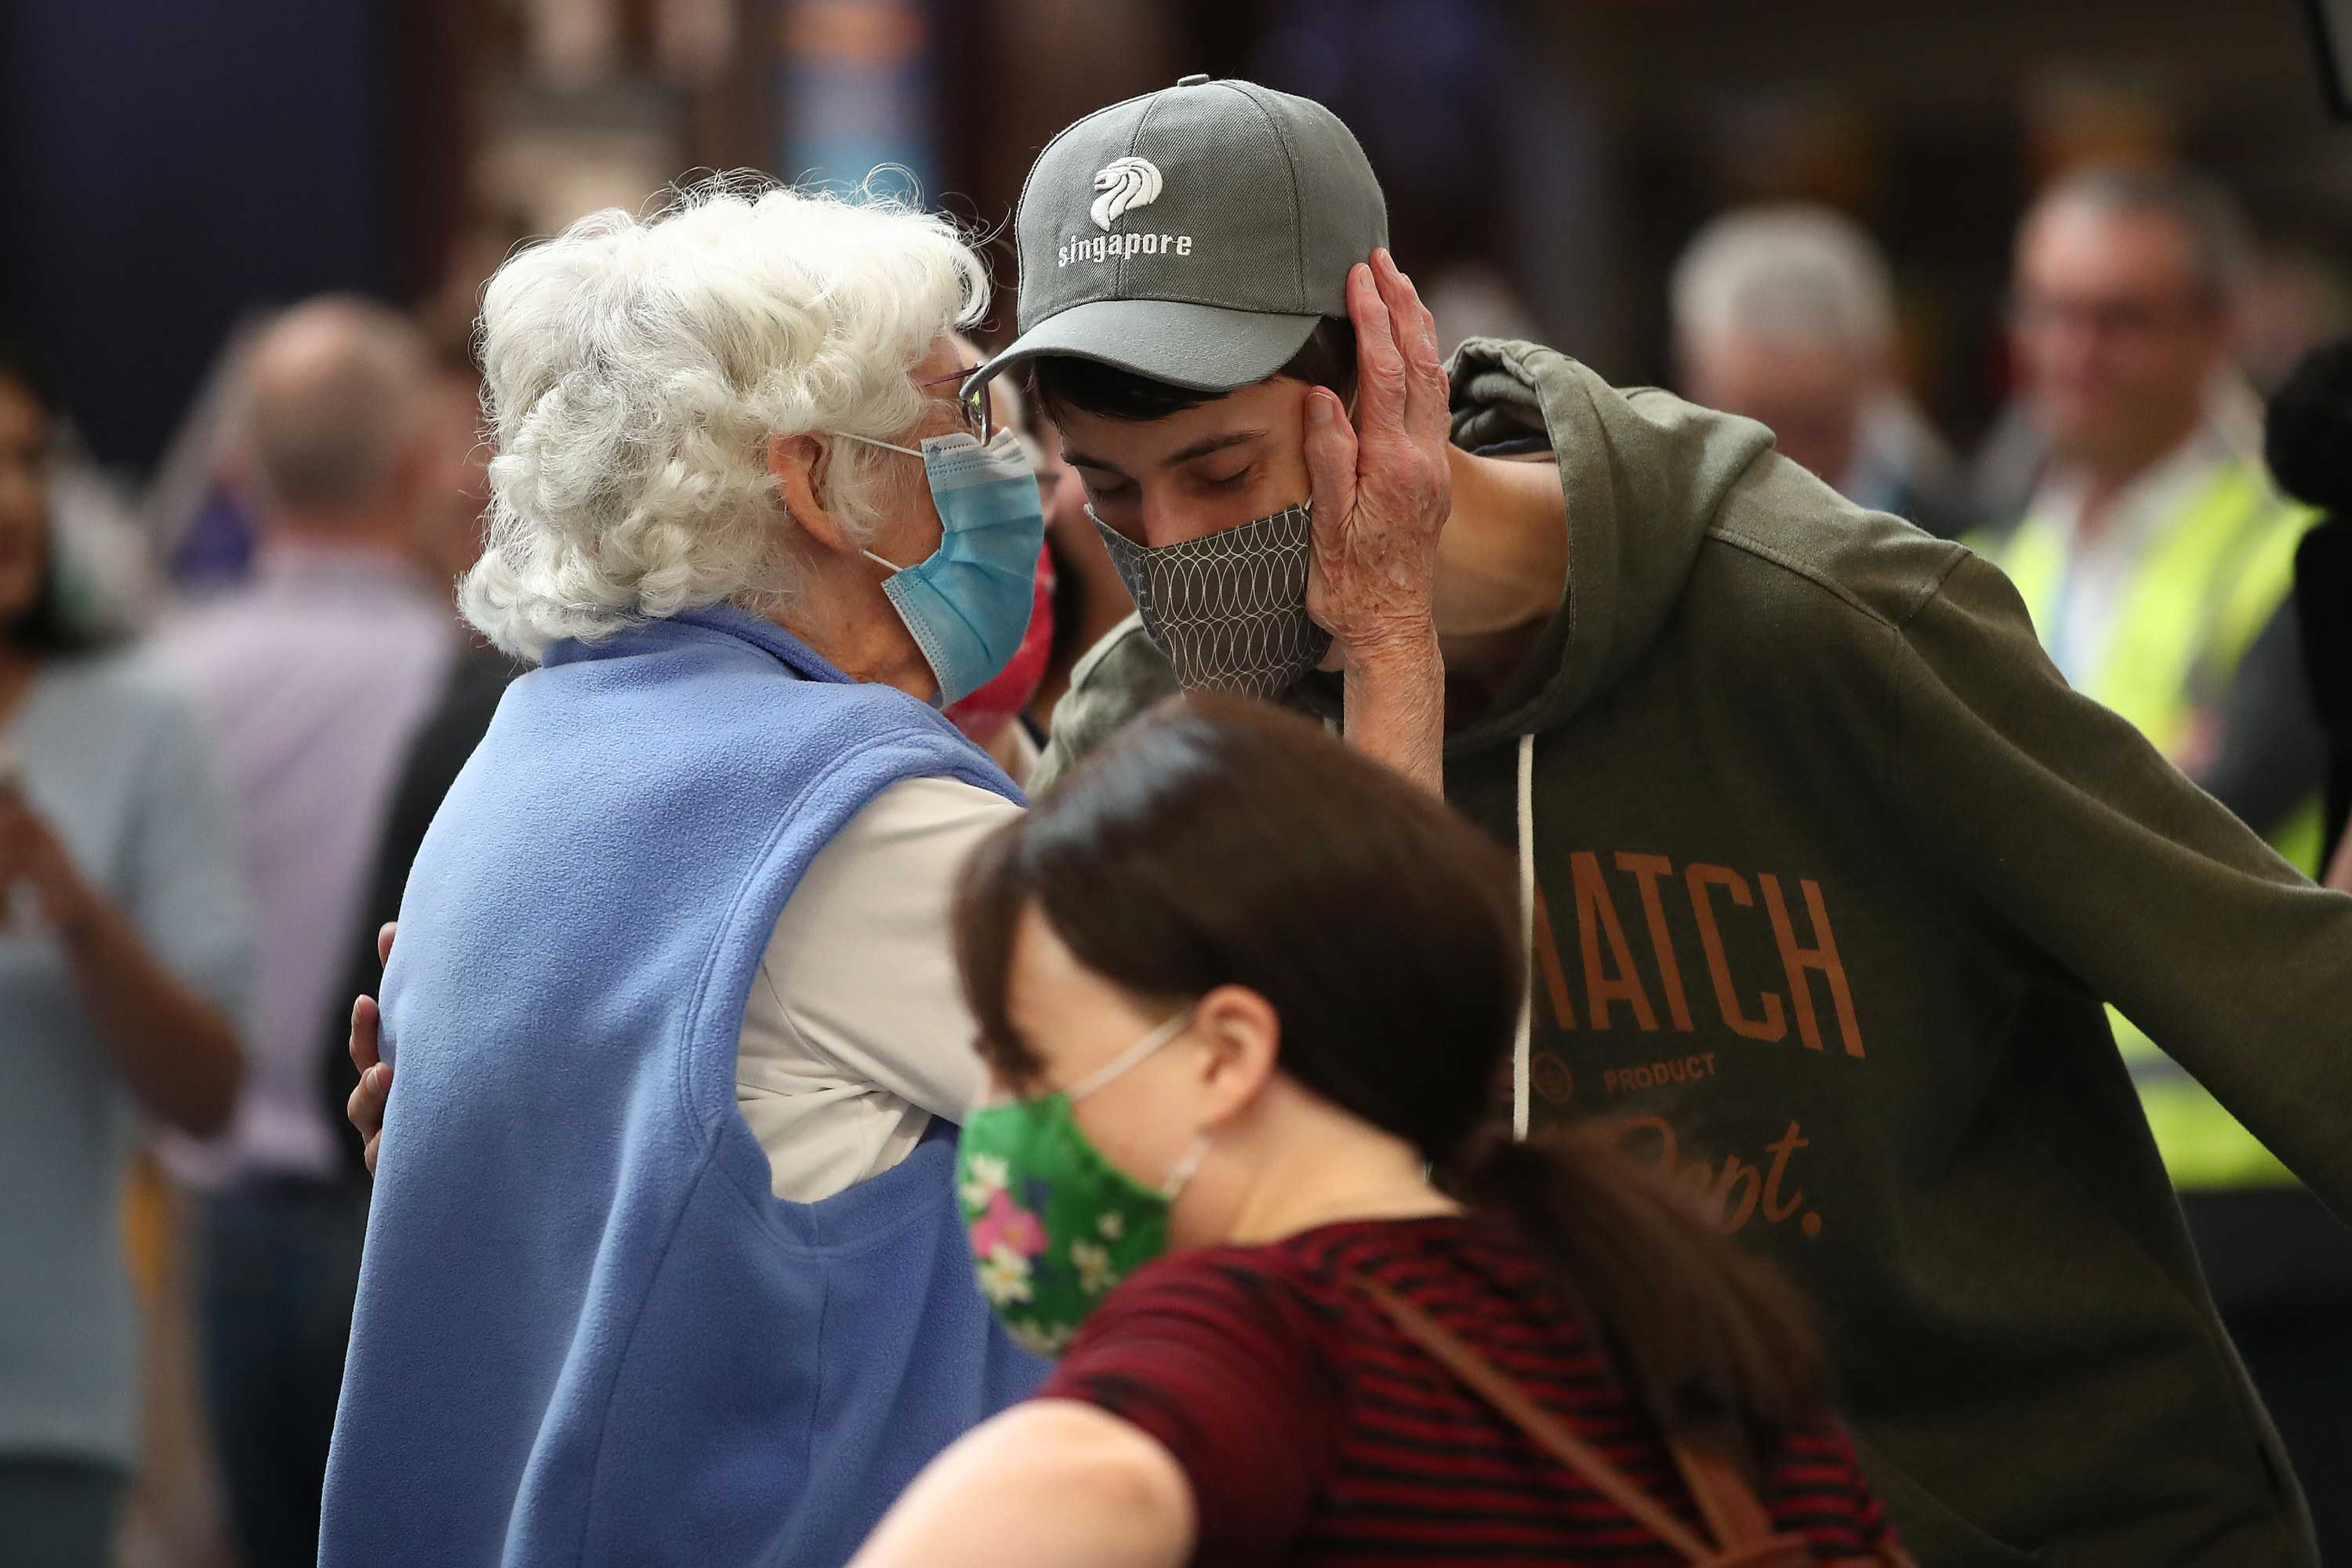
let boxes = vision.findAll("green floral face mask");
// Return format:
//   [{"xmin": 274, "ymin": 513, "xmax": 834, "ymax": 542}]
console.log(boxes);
[{"xmin": 956, "ymin": 1010, "xmax": 1209, "ymax": 1357}]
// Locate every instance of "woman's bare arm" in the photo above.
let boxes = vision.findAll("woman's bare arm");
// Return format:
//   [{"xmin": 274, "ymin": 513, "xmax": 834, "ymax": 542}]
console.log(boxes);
[{"xmin": 848, "ymin": 1399, "xmax": 1194, "ymax": 1568}]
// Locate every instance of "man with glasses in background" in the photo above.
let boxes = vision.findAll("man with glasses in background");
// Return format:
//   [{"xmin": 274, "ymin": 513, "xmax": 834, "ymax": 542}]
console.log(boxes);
[{"xmin": 1981, "ymin": 164, "xmax": 2347, "ymax": 1560}]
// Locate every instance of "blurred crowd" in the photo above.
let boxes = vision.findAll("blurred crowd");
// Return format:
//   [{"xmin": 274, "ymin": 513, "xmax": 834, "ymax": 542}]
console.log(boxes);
[{"xmin": 5, "ymin": 90, "xmax": 2352, "ymax": 1568}]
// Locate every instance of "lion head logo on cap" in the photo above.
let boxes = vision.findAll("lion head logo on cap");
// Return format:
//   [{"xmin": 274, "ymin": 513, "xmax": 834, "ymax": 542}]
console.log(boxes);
[{"xmin": 1089, "ymin": 157, "xmax": 1163, "ymax": 232}]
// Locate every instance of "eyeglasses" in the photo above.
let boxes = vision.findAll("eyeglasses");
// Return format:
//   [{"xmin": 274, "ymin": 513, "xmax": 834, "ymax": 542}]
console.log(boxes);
[
  {"xmin": 918, "ymin": 365, "xmax": 993, "ymax": 445},
  {"xmin": 2006, "ymin": 289, "xmax": 2209, "ymax": 343}
]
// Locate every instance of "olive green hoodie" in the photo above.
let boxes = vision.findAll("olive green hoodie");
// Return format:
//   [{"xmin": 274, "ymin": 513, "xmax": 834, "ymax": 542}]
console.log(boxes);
[{"xmin": 1036, "ymin": 339, "xmax": 2352, "ymax": 1566}]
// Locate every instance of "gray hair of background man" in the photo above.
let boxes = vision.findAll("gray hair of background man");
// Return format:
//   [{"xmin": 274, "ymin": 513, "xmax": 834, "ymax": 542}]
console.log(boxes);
[
  {"xmin": 1671, "ymin": 203, "xmax": 1895, "ymax": 361},
  {"xmin": 2020, "ymin": 165, "xmax": 2258, "ymax": 309},
  {"xmin": 242, "ymin": 295, "xmax": 432, "ymax": 516}
]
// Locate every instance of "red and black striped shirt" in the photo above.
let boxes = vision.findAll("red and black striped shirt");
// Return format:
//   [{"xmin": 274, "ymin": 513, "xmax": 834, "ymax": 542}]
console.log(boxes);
[{"xmin": 1038, "ymin": 1214, "xmax": 1896, "ymax": 1566}]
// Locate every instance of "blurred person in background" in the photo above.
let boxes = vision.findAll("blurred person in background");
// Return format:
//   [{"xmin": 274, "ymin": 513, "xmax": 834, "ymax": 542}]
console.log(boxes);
[
  {"xmin": 0, "ymin": 334, "xmax": 249, "ymax": 1568},
  {"xmin": 1022, "ymin": 397, "xmax": 1132, "ymax": 735},
  {"xmin": 1979, "ymin": 164, "xmax": 2346, "ymax": 1559},
  {"xmin": 1672, "ymin": 204, "xmax": 1971, "ymax": 539},
  {"xmin": 1986, "ymin": 168, "xmax": 2322, "ymax": 857},
  {"xmin": 150, "ymin": 296, "xmax": 456, "ymax": 1568},
  {"xmin": 938, "ymin": 345, "xmax": 1142, "ymax": 781},
  {"xmin": 403, "ymin": 370, "xmax": 497, "ymax": 600}
]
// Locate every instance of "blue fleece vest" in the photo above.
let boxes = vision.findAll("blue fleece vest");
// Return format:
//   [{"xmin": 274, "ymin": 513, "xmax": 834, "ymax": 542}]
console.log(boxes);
[{"xmin": 321, "ymin": 606, "xmax": 1049, "ymax": 1567}]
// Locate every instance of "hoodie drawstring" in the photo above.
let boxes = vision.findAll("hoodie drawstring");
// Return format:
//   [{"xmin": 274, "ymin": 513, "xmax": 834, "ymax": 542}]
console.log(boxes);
[{"xmin": 1513, "ymin": 731, "xmax": 1536, "ymax": 1140}]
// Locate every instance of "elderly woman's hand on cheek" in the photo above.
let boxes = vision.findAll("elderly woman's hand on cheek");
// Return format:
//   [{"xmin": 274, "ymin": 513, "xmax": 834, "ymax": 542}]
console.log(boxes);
[
  {"xmin": 1301, "ymin": 249, "xmax": 1450, "ymax": 795},
  {"xmin": 1302, "ymin": 249, "xmax": 1450, "ymax": 659}
]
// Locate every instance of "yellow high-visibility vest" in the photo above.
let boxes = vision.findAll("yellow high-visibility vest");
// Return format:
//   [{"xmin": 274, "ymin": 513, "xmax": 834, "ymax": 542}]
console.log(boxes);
[{"xmin": 1984, "ymin": 454, "xmax": 2318, "ymax": 1192}]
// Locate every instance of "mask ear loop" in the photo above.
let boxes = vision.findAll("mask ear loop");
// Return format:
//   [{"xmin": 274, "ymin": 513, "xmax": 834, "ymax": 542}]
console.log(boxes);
[
  {"xmin": 1062, "ymin": 1006, "xmax": 1216, "ymax": 1200},
  {"xmin": 829, "ymin": 428, "xmax": 1015, "ymax": 575},
  {"xmin": 827, "ymin": 431, "xmax": 926, "ymax": 575},
  {"xmin": 1156, "ymin": 1132, "xmax": 1214, "ymax": 1200},
  {"xmin": 1065, "ymin": 1005, "xmax": 1197, "ymax": 1102},
  {"xmin": 833, "ymin": 430, "xmax": 924, "ymax": 459},
  {"xmin": 1059, "ymin": 1005, "xmax": 1218, "ymax": 1200}
]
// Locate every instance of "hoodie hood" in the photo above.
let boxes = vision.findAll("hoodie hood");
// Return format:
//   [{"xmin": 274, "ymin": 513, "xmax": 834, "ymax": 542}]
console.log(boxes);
[{"xmin": 1444, "ymin": 337, "xmax": 1775, "ymax": 753}]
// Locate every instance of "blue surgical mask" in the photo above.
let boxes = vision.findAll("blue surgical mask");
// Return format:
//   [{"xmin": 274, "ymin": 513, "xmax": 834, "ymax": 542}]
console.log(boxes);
[{"xmin": 836, "ymin": 428, "xmax": 1046, "ymax": 707}]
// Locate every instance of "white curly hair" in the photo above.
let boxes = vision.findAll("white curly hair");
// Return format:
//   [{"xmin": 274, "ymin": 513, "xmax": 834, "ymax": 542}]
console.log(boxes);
[{"xmin": 460, "ymin": 177, "xmax": 988, "ymax": 660}]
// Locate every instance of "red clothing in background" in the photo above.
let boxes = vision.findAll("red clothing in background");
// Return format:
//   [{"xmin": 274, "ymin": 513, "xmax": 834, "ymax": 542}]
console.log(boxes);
[{"xmin": 1038, "ymin": 1213, "xmax": 1896, "ymax": 1566}]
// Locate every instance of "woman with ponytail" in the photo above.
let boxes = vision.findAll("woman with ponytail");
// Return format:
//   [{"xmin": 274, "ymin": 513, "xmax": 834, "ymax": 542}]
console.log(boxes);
[{"xmin": 852, "ymin": 697, "xmax": 1905, "ymax": 1568}]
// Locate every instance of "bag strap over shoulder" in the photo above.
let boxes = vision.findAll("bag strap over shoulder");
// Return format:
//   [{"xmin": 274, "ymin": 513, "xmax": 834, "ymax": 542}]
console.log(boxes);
[{"xmin": 1348, "ymin": 1272, "xmax": 1820, "ymax": 1568}]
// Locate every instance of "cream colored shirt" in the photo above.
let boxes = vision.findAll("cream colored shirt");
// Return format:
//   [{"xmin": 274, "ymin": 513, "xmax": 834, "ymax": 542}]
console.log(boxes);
[{"xmin": 735, "ymin": 775, "xmax": 1022, "ymax": 1202}]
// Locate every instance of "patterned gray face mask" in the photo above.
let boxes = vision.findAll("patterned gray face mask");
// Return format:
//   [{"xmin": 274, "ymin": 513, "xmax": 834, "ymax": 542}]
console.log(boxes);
[{"xmin": 1089, "ymin": 503, "xmax": 1334, "ymax": 700}]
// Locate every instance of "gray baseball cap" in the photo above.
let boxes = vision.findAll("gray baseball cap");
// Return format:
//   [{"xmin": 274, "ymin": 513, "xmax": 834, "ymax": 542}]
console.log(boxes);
[{"xmin": 972, "ymin": 74, "xmax": 1388, "ymax": 395}]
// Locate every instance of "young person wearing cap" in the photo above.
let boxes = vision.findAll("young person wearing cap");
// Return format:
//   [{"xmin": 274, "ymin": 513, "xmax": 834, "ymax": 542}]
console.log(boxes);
[{"xmin": 978, "ymin": 75, "xmax": 2352, "ymax": 1566}]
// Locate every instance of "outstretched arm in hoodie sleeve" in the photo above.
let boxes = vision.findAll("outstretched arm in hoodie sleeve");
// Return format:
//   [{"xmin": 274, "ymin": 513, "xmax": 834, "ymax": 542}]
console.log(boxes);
[{"xmin": 1891, "ymin": 550, "xmax": 2352, "ymax": 1214}]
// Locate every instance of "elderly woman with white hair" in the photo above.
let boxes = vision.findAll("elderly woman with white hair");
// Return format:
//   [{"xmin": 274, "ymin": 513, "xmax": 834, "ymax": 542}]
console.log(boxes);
[{"xmin": 319, "ymin": 183, "xmax": 1057, "ymax": 1566}]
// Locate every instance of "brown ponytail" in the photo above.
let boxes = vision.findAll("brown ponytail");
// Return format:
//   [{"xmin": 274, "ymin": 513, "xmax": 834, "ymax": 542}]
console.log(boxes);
[
  {"xmin": 1456, "ymin": 1127, "xmax": 1831, "ymax": 1475},
  {"xmin": 956, "ymin": 696, "xmax": 1832, "ymax": 1467}
]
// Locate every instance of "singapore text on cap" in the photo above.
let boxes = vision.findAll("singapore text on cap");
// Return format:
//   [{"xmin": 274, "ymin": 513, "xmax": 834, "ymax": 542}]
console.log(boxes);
[{"xmin": 971, "ymin": 74, "xmax": 1388, "ymax": 396}]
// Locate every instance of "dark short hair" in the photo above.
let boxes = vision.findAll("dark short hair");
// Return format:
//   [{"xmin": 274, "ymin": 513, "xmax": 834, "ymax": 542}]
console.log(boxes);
[
  {"xmin": 0, "ymin": 335, "xmax": 105, "ymax": 658},
  {"xmin": 2028, "ymin": 165, "xmax": 2257, "ymax": 307},
  {"xmin": 953, "ymin": 697, "xmax": 1831, "ymax": 1466},
  {"xmin": 1022, "ymin": 317, "xmax": 1358, "ymax": 426}
]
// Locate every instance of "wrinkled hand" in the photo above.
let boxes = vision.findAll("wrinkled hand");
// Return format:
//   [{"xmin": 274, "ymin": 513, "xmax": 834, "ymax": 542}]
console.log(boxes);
[
  {"xmin": 0, "ymin": 790, "xmax": 99, "ymax": 938},
  {"xmin": 347, "ymin": 922, "xmax": 395, "ymax": 1175},
  {"xmin": 1303, "ymin": 249, "xmax": 1451, "ymax": 663}
]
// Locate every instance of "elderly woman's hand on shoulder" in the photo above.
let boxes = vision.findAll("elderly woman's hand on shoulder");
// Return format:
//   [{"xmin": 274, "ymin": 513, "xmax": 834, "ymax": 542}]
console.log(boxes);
[{"xmin": 347, "ymin": 921, "xmax": 394, "ymax": 1174}]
